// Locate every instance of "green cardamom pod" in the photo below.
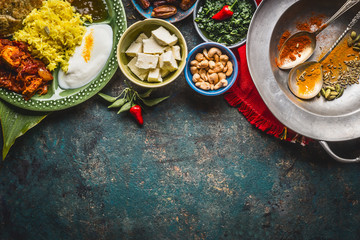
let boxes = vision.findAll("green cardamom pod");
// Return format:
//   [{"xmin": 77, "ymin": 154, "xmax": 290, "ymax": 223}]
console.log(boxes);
[
  {"xmin": 335, "ymin": 84, "xmax": 341, "ymax": 92},
  {"xmin": 324, "ymin": 88, "xmax": 331, "ymax": 99},
  {"xmin": 348, "ymin": 37, "xmax": 355, "ymax": 47},
  {"xmin": 325, "ymin": 86, "xmax": 335, "ymax": 91},
  {"xmin": 354, "ymin": 34, "xmax": 360, "ymax": 43},
  {"xmin": 351, "ymin": 31, "xmax": 357, "ymax": 39},
  {"xmin": 321, "ymin": 88, "xmax": 326, "ymax": 97},
  {"xmin": 327, "ymin": 95, "xmax": 336, "ymax": 101},
  {"xmin": 337, "ymin": 87, "xmax": 344, "ymax": 98}
]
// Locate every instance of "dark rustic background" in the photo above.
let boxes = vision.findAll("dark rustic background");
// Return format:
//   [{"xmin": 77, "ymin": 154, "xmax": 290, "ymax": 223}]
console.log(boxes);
[{"xmin": 0, "ymin": 1, "xmax": 360, "ymax": 239}]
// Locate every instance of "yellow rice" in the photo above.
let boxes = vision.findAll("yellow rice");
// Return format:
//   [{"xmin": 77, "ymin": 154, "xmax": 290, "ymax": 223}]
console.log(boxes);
[{"xmin": 13, "ymin": 0, "xmax": 92, "ymax": 72}]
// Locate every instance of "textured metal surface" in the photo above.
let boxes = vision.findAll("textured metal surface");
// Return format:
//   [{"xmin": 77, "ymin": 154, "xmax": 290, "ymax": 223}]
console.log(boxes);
[
  {"xmin": 247, "ymin": 0, "xmax": 360, "ymax": 141},
  {"xmin": 1, "ymin": 1, "xmax": 360, "ymax": 239}
]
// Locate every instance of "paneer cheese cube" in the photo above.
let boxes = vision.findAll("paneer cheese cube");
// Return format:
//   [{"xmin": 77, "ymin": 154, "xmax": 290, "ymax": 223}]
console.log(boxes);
[
  {"xmin": 143, "ymin": 37, "xmax": 165, "ymax": 54},
  {"xmin": 135, "ymin": 53, "xmax": 159, "ymax": 69},
  {"xmin": 151, "ymin": 26, "xmax": 178, "ymax": 46},
  {"xmin": 160, "ymin": 68, "xmax": 170, "ymax": 78},
  {"xmin": 160, "ymin": 51, "xmax": 178, "ymax": 72},
  {"xmin": 125, "ymin": 42, "xmax": 143, "ymax": 57},
  {"xmin": 148, "ymin": 68, "xmax": 163, "ymax": 83},
  {"xmin": 171, "ymin": 45, "xmax": 181, "ymax": 61},
  {"xmin": 164, "ymin": 46, "xmax": 172, "ymax": 52},
  {"xmin": 135, "ymin": 33, "xmax": 148, "ymax": 43},
  {"xmin": 127, "ymin": 57, "xmax": 149, "ymax": 81}
]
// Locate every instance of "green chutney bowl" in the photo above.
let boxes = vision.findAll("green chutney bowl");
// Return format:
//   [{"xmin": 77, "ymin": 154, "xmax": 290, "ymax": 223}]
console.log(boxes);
[{"xmin": 117, "ymin": 19, "xmax": 188, "ymax": 88}]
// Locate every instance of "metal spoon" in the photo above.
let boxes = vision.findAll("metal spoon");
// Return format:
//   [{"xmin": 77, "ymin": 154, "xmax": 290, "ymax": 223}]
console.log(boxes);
[
  {"xmin": 278, "ymin": 0, "xmax": 360, "ymax": 70},
  {"xmin": 288, "ymin": 10, "xmax": 360, "ymax": 99}
]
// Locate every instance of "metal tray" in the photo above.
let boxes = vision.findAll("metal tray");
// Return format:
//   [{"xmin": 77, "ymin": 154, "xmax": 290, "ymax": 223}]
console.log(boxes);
[{"xmin": 247, "ymin": 0, "xmax": 360, "ymax": 162}]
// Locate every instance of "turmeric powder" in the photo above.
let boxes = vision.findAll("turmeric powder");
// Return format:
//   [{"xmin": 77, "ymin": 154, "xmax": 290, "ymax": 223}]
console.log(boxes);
[
  {"xmin": 320, "ymin": 37, "xmax": 358, "ymax": 85},
  {"xmin": 296, "ymin": 62, "xmax": 322, "ymax": 96}
]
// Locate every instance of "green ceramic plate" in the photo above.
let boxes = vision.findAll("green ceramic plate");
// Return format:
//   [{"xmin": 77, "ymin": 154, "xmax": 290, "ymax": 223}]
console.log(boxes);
[{"xmin": 0, "ymin": 0, "xmax": 127, "ymax": 112}]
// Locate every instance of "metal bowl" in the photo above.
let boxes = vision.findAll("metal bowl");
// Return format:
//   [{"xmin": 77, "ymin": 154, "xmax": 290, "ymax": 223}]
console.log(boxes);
[
  {"xmin": 193, "ymin": 0, "xmax": 258, "ymax": 48},
  {"xmin": 247, "ymin": 0, "xmax": 360, "ymax": 162}
]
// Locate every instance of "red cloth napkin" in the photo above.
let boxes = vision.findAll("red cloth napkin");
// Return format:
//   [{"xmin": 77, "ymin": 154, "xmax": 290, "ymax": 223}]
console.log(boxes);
[{"xmin": 224, "ymin": 0, "xmax": 310, "ymax": 145}]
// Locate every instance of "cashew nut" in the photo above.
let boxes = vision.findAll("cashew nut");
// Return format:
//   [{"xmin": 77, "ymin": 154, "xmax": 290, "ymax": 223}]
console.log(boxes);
[
  {"xmin": 214, "ymin": 54, "xmax": 220, "ymax": 63},
  {"xmin": 195, "ymin": 53, "xmax": 204, "ymax": 62},
  {"xmin": 192, "ymin": 73, "xmax": 201, "ymax": 83},
  {"xmin": 214, "ymin": 79, "xmax": 228, "ymax": 90},
  {"xmin": 203, "ymin": 48, "xmax": 212, "ymax": 61},
  {"xmin": 208, "ymin": 47, "xmax": 222, "ymax": 58},
  {"xmin": 190, "ymin": 60, "xmax": 199, "ymax": 66},
  {"xmin": 191, "ymin": 48, "xmax": 231, "ymax": 91},
  {"xmin": 208, "ymin": 73, "xmax": 219, "ymax": 84},
  {"xmin": 196, "ymin": 81, "xmax": 211, "ymax": 90},
  {"xmin": 218, "ymin": 72, "xmax": 226, "ymax": 82},
  {"xmin": 209, "ymin": 62, "xmax": 224, "ymax": 74},
  {"xmin": 199, "ymin": 69, "xmax": 207, "ymax": 81},
  {"xmin": 190, "ymin": 66, "xmax": 198, "ymax": 75},
  {"xmin": 220, "ymin": 55, "xmax": 229, "ymax": 64},
  {"xmin": 225, "ymin": 61, "xmax": 233, "ymax": 77},
  {"xmin": 198, "ymin": 59, "xmax": 209, "ymax": 69},
  {"xmin": 220, "ymin": 79, "xmax": 228, "ymax": 87}
]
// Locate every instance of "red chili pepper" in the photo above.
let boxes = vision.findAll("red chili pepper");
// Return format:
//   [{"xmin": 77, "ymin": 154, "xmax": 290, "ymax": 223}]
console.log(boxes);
[
  {"xmin": 129, "ymin": 105, "xmax": 143, "ymax": 125},
  {"xmin": 212, "ymin": 0, "xmax": 238, "ymax": 21}
]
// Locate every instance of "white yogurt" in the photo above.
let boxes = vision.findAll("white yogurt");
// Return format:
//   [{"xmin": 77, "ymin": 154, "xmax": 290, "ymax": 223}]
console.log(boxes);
[{"xmin": 58, "ymin": 24, "xmax": 113, "ymax": 89}]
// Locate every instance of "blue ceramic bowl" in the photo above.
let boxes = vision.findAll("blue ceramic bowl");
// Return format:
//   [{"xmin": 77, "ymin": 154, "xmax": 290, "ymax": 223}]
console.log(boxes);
[
  {"xmin": 185, "ymin": 42, "xmax": 238, "ymax": 96},
  {"xmin": 131, "ymin": 0, "xmax": 197, "ymax": 23}
]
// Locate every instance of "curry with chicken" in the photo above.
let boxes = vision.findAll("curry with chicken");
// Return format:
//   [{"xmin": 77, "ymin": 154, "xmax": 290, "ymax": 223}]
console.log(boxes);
[{"xmin": 0, "ymin": 39, "xmax": 53, "ymax": 100}]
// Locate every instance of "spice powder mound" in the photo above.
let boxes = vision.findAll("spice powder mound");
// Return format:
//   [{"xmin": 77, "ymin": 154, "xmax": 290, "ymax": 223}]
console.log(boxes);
[
  {"xmin": 320, "ymin": 37, "xmax": 360, "ymax": 88},
  {"xmin": 278, "ymin": 30, "xmax": 291, "ymax": 51},
  {"xmin": 278, "ymin": 35, "xmax": 312, "ymax": 65},
  {"xmin": 296, "ymin": 15, "xmax": 326, "ymax": 32},
  {"xmin": 296, "ymin": 63, "xmax": 322, "ymax": 96},
  {"xmin": 277, "ymin": 14, "xmax": 326, "ymax": 52}
]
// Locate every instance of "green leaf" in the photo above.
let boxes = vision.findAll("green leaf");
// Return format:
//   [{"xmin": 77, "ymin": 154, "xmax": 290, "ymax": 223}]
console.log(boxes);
[
  {"xmin": 140, "ymin": 96, "xmax": 169, "ymax": 107},
  {"xmin": 98, "ymin": 92, "xmax": 117, "ymax": 102},
  {"xmin": 0, "ymin": 100, "xmax": 47, "ymax": 160},
  {"xmin": 117, "ymin": 101, "xmax": 132, "ymax": 114},
  {"xmin": 138, "ymin": 89, "xmax": 153, "ymax": 99},
  {"xmin": 126, "ymin": 91, "xmax": 134, "ymax": 102},
  {"xmin": 108, "ymin": 98, "xmax": 127, "ymax": 109}
]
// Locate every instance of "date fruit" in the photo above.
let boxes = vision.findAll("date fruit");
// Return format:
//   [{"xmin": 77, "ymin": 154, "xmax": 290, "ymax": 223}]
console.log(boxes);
[
  {"xmin": 137, "ymin": 0, "xmax": 151, "ymax": 9},
  {"xmin": 151, "ymin": 5, "xmax": 177, "ymax": 18},
  {"xmin": 179, "ymin": 0, "xmax": 196, "ymax": 11},
  {"xmin": 153, "ymin": 0, "xmax": 167, "ymax": 7}
]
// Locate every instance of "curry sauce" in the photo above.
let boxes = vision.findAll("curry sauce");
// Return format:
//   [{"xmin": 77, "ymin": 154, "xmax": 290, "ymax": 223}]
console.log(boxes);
[{"xmin": 68, "ymin": 0, "xmax": 109, "ymax": 22}]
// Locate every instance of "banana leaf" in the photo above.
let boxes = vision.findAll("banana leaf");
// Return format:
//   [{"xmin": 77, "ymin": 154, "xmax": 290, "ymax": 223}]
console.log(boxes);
[{"xmin": 0, "ymin": 100, "xmax": 48, "ymax": 160}]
